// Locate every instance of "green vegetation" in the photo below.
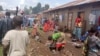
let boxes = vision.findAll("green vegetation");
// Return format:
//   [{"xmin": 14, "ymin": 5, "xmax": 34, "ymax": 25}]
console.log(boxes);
[
  {"xmin": 27, "ymin": 28, "xmax": 33, "ymax": 33},
  {"xmin": 0, "ymin": 5, "xmax": 3, "ymax": 11},
  {"xmin": 0, "ymin": 46, "xmax": 3, "ymax": 56},
  {"xmin": 24, "ymin": 3, "xmax": 50, "ymax": 14}
]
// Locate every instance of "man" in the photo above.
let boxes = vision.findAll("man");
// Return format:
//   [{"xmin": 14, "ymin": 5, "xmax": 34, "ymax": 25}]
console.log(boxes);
[
  {"xmin": 2, "ymin": 16, "xmax": 29, "ymax": 56},
  {"xmin": 1, "ymin": 12, "xmax": 13, "ymax": 41},
  {"xmin": 0, "ymin": 13, "xmax": 4, "ymax": 44}
]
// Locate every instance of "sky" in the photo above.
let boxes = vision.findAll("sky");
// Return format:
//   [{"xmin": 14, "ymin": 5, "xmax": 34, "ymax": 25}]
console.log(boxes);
[{"xmin": 0, "ymin": 0, "xmax": 75, "ymax": 10}]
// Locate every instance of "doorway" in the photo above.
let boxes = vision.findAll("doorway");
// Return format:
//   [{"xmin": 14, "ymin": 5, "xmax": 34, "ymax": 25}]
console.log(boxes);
[{"xmin": 67, "ymin": 12, "xmax": 73, "ymax": 30}]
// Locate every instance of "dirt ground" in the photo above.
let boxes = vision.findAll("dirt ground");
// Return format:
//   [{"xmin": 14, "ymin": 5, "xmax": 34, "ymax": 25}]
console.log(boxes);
[{"xmin": 27, "ymin": 30, "xmax": 83, "ymax": 56}]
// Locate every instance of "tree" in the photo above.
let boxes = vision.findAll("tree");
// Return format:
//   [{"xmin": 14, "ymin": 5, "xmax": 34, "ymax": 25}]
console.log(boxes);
[
  {"xmin": 36, "ymin": 3, "xmax": 42, "ymax": 13},
  {"xmin": 31, "ymin": 3, "xmax": 50, "ymax": 14},
  {"xmin": 41, "ymin": 7, "xmax": 45, "ymax": 11},
  {"xmin": 24, "ymin": 6, "xmax": 30, "ymax": 15},
  {"xmin": 44, "ymin": 4, "xmax": 49, "ymax": 10},
  {"xmin": 32, "ymin": 3, "xmax": 42, "ymax": 14},
  {"xmin": 29, "ymin": 6, "xmax": 33, "ymax": 14},
  {"xmin": 29, "ymin": 6, "xmax": 33, "ymax": 10},
  {"xmin": 0, "ymin": 5, "xmax": 3, "ymax": 11}
]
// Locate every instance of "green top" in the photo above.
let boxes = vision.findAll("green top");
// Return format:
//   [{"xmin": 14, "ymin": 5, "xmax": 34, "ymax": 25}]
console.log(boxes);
[{"xmin": 52, "ymin": 32, "xmax": 61, "ymax": 41}]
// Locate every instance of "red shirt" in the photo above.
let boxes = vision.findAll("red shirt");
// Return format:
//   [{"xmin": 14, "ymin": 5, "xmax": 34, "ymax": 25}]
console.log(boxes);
[
  {"xmin": 98, "ymin": 16, "xmax": 100, "ymax": 25},
  {"xmin": 75, "ymin": 18, "xmax": 82, "ymax": 27}
]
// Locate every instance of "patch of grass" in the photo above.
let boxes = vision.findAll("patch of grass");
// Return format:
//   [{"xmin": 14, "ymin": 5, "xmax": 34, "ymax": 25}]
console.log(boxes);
[
  {"xmin": 0, "ymin": 46, "xmax": 3, "ymax": 56},
  {"xmin": 27, "ymin": 28, "xmax": 33, "ymax": 33}
]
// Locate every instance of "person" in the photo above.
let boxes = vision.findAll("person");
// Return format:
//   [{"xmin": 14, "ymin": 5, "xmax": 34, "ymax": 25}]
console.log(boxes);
[
  {"xmin": 54, "ymin": 23, "xmax": 59, "ymax": 32},
  {"xmin": 83, "ymin": 27, "xmax": 100, "ymax": 56},
  {"xmin": 48, "ymin": 26, "xmax": 66, "ymax": 53},
  {"xmin": 0, "ymin": 13, "xmax": 4, "ymax": 44},
  {"xmin": 28, "ymin": 17, "xmax": 34, "ymax": 28},
  {"xmin": 0, "ymin": 12, "xmax": 13, "ymax": 44},
  {"xmin": 43, "ymin": 19, "xmax": 49, "ymax": 32},
  {"xmin": 80, "ymin": 31, "xmax": 89, "ymax": 42},
  {"xmin": 32, "ymin": 20, "xmax": 39, "ymax": 37},
  {"xmin": 2, "ymin": 16, "xmax": 29, "ymax": 56},
  {"xmin": 21, "ymin": 12, "xmax": 28, "ymax": 30},
  {"xmin": 73, "ymin": 15, "xmax": 82, "ymax": 41},
  {"xmin": 49, "ymin": 19, "xmax": 54, "ymax": 31}
]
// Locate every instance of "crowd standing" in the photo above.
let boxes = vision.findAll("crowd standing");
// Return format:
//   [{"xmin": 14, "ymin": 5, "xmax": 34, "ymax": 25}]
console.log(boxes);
[{"xmin": 0, "ymin": 11, "xmax": 100, "ymax": 56}]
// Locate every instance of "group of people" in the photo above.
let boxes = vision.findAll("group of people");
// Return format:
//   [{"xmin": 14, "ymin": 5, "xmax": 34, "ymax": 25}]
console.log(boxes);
[
  {"xmin": 0, "ymin": 11, "xmax": 100, "ymax": 56},
  {"xmin": 0, "ymin": 12, "xmax": 14, "ymax": 44},
  {"xmin": 72, "ymin": 15, "xmax": 100, "ymax": 56},
  {"xmin": 0, "ymin": 12, "xmax": 29, "ymax": 56},
  {"xmin": 43, "ymin": 19, "xmax": 55, "ymax": 32}
]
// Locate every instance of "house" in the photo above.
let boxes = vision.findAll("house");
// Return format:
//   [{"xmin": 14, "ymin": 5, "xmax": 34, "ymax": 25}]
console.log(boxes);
[{"xmin": 43, "ymin": 0, "xmax": 100, "ymax": 33}]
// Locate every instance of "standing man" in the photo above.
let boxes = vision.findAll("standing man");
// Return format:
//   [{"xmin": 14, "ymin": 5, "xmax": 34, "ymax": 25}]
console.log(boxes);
[
  {"xmin": 0, "ymin": 13, "xmax": 4, "ymax": 44},
  {"xmin": 0, "ymin": 12, "xmax": 13, "ymax": 44},
  {"xmin": 73, "ymin": 15, "xmax": 82, "ymax": 40}
]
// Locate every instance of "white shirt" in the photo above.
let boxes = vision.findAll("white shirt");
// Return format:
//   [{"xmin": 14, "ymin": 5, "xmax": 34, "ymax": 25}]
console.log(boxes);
[{"xmin": 2, "ymin": 30, "xmax": 29, "ymax": 56}]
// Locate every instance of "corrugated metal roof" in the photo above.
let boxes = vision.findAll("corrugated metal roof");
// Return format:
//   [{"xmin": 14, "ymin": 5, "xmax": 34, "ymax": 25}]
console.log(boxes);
[
  {"xmin": 44, "ymin": 0, "xmax": 100, "ymax": 13},
  {"xmin": 76, "ymin": 0, "xmax": 100, "ymax": 5}
]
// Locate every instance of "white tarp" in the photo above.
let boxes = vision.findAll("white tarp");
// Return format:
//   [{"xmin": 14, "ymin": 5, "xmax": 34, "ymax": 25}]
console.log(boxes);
[
  {"xmin": 59, "ymin": 15, "xmax": 63, "ymax": 22},
  {"xmin": 89, "ymin": 13, "xmax": 96, "ymax": 24}
]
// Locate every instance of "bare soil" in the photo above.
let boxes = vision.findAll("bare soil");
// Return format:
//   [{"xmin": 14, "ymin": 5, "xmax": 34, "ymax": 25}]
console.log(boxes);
[{"xmin": 27, "ymin": 30, "xmax": 83, "ymax": 56}]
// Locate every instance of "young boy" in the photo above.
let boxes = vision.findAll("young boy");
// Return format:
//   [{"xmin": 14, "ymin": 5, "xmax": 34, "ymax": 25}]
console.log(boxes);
[{"xmin": 2, "ymin": 16, "xmax": 29, "ymax": 56}]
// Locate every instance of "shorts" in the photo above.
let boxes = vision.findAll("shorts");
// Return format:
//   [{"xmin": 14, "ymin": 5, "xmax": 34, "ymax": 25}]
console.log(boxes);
[{"xmin": 56, "ymin": 43, "xmax": 65, "ymax": 51}]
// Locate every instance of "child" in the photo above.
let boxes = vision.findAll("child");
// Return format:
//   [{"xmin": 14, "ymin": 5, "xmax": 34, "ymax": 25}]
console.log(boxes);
[
  {"xmin": 48, "ymin": 26, "xmax": 66, "ymax": 53},
  {"xmin": 32, "ymin": 20, "xmax": 39, "ymax": 37},
  {"xmin": 2, "ymin": 16, "xmax": 29, "ymax": 56}
]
